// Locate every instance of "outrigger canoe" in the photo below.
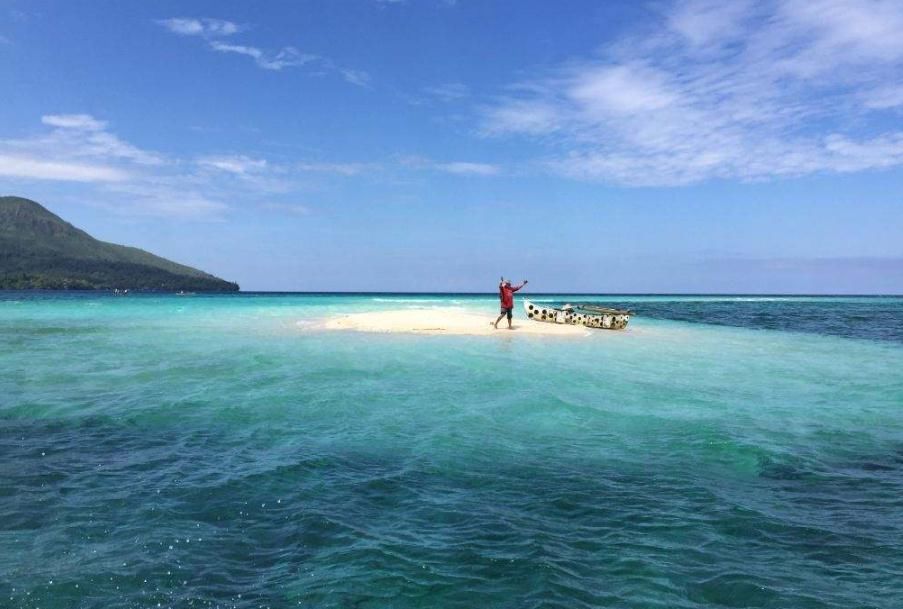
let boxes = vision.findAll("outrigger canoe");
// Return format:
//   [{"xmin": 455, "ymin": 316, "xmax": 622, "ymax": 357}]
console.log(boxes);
[{"xmin": 524, "ymin": 300, "xmax": 632, "ymax": 330}]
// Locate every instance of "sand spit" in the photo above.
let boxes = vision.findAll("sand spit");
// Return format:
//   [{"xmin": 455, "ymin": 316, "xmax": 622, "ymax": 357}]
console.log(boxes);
[{"xmin": 321, "ymin": 308, "xmax": 591, "ymax": 336}]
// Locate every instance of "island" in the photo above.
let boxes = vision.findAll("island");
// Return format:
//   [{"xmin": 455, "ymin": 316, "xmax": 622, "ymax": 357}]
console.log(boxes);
[{"xmin": 0, "ymin": 196, "xmax": 239, "ymax": 291}]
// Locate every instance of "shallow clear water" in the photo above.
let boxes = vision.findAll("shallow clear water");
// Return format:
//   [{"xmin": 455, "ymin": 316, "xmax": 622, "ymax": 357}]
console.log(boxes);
[{"xmin": 2, "ymin": 292, "xmax": 902, "ymax": 608}]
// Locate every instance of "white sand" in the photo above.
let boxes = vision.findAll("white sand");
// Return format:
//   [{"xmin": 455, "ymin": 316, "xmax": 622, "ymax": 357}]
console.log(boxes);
[{"xmin": 321, "ymin": 307, "xmax": 590, "ymax": 336}]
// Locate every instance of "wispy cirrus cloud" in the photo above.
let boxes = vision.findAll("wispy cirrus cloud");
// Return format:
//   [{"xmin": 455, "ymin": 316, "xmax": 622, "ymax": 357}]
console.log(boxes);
[
  {"xmin": 0, "ymin": 115, "xmax": 276, "ymax": 219},
  {"xmin": 435, "ymin": 161, "xmax": 499, "ymax": 176},
  {"xmin": 400, "ymin": 82, "xmax": 470, "ymax": 107},
  {"xmin": 400, "ymin": 155, "xmax": 500, "ymax": 176},
  {"xmin": 296, "ymin": 162, "xmax": 374, "ymax": 176},
  {"xmin": 0, "ymin": 154, "xmax": 128, "ymax": 182},
  {"xmin": 36, "ymin": 114, "xmax": 164, "ymax": 166},
  {"xmin": 194, "ymin": 154, "xmax": 295, "ymax": 195},
  {"xmin": 156, "ymin": 17, "xmax": 241, "ymax": 38},
  {"xmin": 297, "ymin": 157, "xmax": 499, "ymax": 177},
  {"xmin": 197, "ymin": 155, "xmax": 268, "ymax": 175},
  {"xmin": 0, "ymin": 114, "xmax": 230, "ymax": 218},
  {"xmin": 156, "ymin": 16, "xmax": 311, "ymax": 72},
  {"xmin": 424, "ymin": 82, "xmax": 470, "ymax": 102},
  {"xmin": 861, "ymin": 84, "xmax": 903, "ymax": 110},
  {"xmin": 156, "ymin": 17, "xmax": 369, "ymax": 83},
  {"xmin": 0, "ymin": 113, "xmax": 164, "ymax": 185},
  {"xmin": 1, "ymin": 115, "xmax": 379, "ymax": 219},
  {"xmin": 261, "ymin": 202, "xmax": 311, "ymax": 216},
  {"xmin": 41, "ymin": 114, "xmax": 107, "ymax": 130},
  {"xmin": 101, "ymin": 181, "xmax": 229, "ymax": 219},
  {"xmin": 208, "ymin": 41, "xmax": 317, "ymax": 71},
  {"xmin": 481, "ymin": 0, "xmax": 903, "ymax": 186},
  {"xmin": 340, "ymin": 69, "xmax": 372, "ymax": 88},
  {"xmin": 0, "ymin": 112, "xmax": 498, "ymax": 221}
]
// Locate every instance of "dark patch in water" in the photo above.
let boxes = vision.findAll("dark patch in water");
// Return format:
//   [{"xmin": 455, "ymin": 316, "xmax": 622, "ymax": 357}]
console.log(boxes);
[
  {"xmin": 757, "ymin": 455, "xmax": 813, "ymax": 481},
  {"xmin": 686, "ymin": 574, "xmax": 779, "ymax": 607},
  {"xmin": 859, "ymin": 461, "xmax": 896, "ymax": 472},
  {"xmin": 597, "ymin": 298, "xmax": 903, "ymax": 343}
]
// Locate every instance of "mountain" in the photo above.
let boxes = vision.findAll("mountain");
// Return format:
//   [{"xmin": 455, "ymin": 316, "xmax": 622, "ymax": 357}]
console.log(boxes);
[{"xmin": 0, "ymin": 196, "xmax": 239, "ymax": 291}]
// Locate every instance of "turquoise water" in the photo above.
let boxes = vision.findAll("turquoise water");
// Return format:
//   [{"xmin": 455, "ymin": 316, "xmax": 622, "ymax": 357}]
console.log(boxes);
[{"xmin": 2, "ymin": 293, "xmax": 902, "ymax": 608}]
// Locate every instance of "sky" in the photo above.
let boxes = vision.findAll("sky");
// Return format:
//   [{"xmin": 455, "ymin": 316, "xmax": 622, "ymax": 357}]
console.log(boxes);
[{"xmin": 1, "ymin": 0, "xmax": 902, "ymax": 293}]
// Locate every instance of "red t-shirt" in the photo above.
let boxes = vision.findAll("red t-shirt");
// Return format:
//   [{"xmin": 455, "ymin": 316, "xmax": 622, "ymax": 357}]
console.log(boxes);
[{"xmin": 499, "ymin": 284, "xmax": 521, "ymax": 308}]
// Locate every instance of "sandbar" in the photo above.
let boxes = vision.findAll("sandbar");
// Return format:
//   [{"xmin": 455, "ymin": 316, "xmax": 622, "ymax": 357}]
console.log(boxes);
[{"xmin": 321, "ymin": 307, "xmax": 590, "ymax": 336}]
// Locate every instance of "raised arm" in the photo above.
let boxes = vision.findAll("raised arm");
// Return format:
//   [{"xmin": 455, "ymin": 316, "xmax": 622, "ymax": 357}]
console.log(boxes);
[{"xmin": 512, "ymin": 280, "xmax": 528, "ymax": 292}]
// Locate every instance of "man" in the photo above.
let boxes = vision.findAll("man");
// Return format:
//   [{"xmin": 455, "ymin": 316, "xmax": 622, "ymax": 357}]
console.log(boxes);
[{"xmin": 493, "ymin": 278, "xmax": 528, "ymax": 329}]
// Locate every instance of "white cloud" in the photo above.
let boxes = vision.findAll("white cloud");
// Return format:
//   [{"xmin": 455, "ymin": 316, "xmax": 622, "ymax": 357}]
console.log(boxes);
[
  {"xmin": 296, "ymin": 162, "xmax": 372, "ymax": 176},
  {"xmin": 775, "ymin": 0, "xmax": 903, "ymax": 74},
  {"xmin": 158, "ymin": 16, "xmax": 366, "ymax": 83},
  {"xmin": 35, "ymin": 114, "xmax": 165, "ymax": 166},
  {"xmin": 567, "ymin": 65, "xmax": 677, "ymax": 116},
  {"xmin": 399, "ymin": 155, "xmax": 500, "ymax": 176},
  {"xmin": 156, "ymin": 18, "xmax": 240, "ymax": 38},
  {"xmin": 667, "ymin": 0, "xmax": 755, "ymax": 49},
  {"xmin": 860, "ymin": 84, "xmax": 903, "ymax": 110},
  {"xmin": 821, "ymin": 132, "xmax": 903, "ymax": 172},
  {"xmin": 197, "ymin": 155, "xmax": 268, "ymax": 175},
  {"xmin": 435, "ymin": 162, "xmax": 500, "ymax": 176},
  {"xmin": 425, "ymin": 82, "xmax": 470, "ymax": 102},
  {"xmin": 262, "ymin": 202, "xmax": 311, "ymax": 216},
  {"xmin": 208, "ymin": 41, "xmax": 316, "ymax": 71},
  {"xmin": 80, "ymin": 131, "xmax": 165, "ymax": 166},
  {"xmin": 41, "ymin": 114, "xmax": 106, "ymax": 130},
  {"xmin": 1, "ymin": 113, "xmax": 163, "ymax": 185},
  {"xmin": 2, "ymin": 115, "xmax": 375, "ymax": 220},
  {"xmin": 341, "ymin": 69, "xmax": 371, "ymax": 87},
  {"xmin": 482, "ymin": 0, "xmax": 903, "ymax": 186},
  {"xmin": 0, "ymin": 154, "xmax": 128, "ymax": 182},
  {"xmin": 102, "ymin": 182, "xmax": 229, "ymax": 219},
  {"xmin": 482, "ymin": 100, "xmax": 560, "ymax": 135},
  {"xmin": 0, "ymin": 115, "xmax": 231, "ymax": 219}
]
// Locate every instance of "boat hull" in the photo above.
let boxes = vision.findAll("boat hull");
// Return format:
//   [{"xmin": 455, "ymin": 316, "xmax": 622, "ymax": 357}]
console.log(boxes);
[{"xmin": 523, "ymin": 300, "xmax": 630, "ymax": 330}]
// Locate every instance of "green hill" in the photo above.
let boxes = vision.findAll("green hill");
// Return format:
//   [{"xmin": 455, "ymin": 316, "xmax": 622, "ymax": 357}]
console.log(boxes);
[{"xmin": 0, "ymin": 196, "xmax": 239, "ymax": 291}]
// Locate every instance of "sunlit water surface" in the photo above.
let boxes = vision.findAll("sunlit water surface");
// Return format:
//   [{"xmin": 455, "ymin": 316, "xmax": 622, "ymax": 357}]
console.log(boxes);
[{"xmin": 2, "ymin": 293, "xmax": 902, "ymax": 608}]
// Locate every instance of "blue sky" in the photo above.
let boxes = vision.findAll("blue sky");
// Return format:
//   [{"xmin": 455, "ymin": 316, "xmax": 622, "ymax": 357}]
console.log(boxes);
[{"xmin": 1, "ymin": 0, "xmax": 902, "ymax": 292}]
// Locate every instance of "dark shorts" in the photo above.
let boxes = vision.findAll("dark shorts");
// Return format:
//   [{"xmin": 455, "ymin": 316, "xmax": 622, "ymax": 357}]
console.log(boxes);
[{"xmin": 500, "ymin": 306, "xmax": 513, "ymax": 319}]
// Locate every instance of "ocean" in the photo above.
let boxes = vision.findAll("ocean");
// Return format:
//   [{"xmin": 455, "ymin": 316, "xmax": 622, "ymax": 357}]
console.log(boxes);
[{"xmin": 2, "ymin": 292, "xmax": 902, "ymax": 608}]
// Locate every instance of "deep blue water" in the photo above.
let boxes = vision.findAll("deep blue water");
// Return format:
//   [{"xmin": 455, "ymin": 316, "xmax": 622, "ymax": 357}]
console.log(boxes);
[
  {"xmin": 2, "ymin": 292, "xmax": 902, "ymax": 608},
  {"xmin": 603, "ymin": 296, "xmax": 903, "ymax": 343}
]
